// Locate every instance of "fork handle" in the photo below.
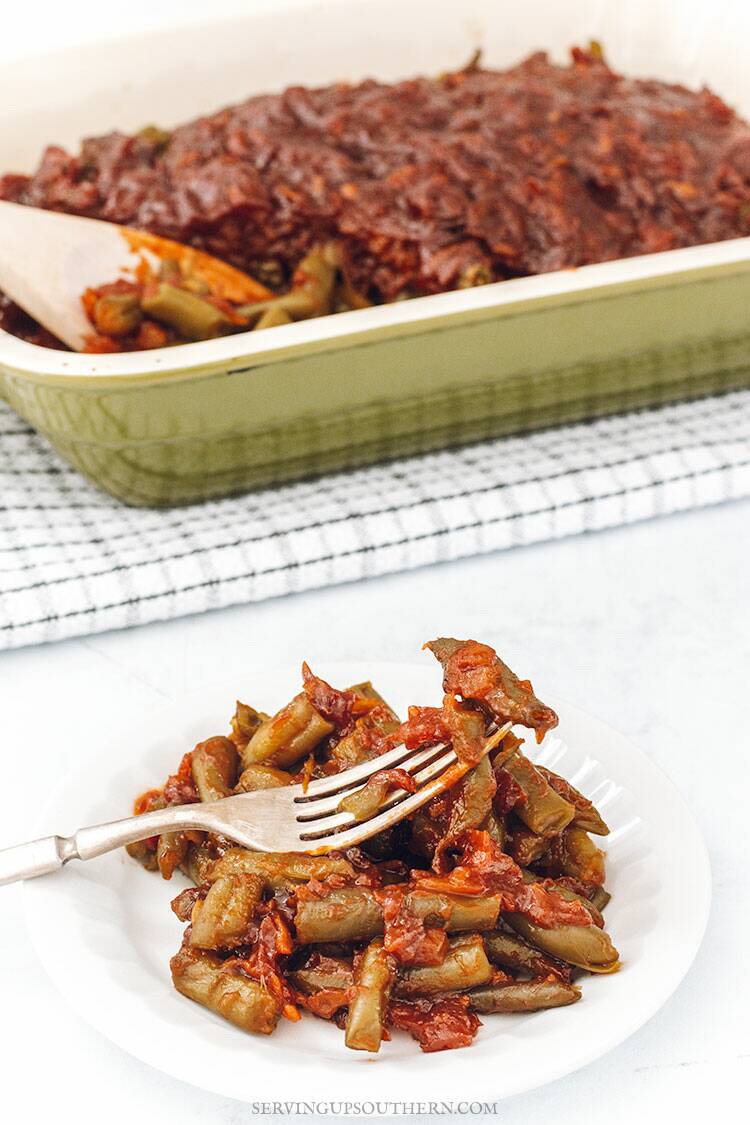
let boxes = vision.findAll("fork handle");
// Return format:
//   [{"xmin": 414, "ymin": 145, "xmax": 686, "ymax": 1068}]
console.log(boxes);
[{"xmin": 0, "ymin": 804, "xmax": 211, "ymax": 887}]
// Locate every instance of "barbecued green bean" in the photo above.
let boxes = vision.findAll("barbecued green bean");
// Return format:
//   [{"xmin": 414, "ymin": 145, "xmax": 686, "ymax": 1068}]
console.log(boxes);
[
  {"xmin": 93, "ymin": 291, "xmax": 143, "ymax": 337},
  {"xmin": 126, "ymin": 838, "xmax": 158, "ymax": 871},
  {"xmin": 334, "ymin": 277, "xmax": 372, "ymax": 312},
  {"xmin": 192, "ymin": 736, "xmax": 239, "ymax": 801},
  {"xmin": 447, "ymin": 755, "xmax": 496, "ymax": 836},
  {"xmin": 345, "ymin": 940, "xmax": 394, "ymax": 1052},
  {"xmin": 238, "ymin": 245, "xmax": 336, "ymax": 322},
  {"xmin": 142, "ymin": 283, "xmax": 234, "ymax": 340},
  {"xmin": 253, "ymin": 306, "xmax": 293, "ymax": 330},
  {"xmin": 294, "ymin": 887, "xmax": 501, "ymax": 945},
  {"xmin": 171, "ymin": 946, "xmax": 280, "ymax": 1034},
  {"xmin": 484, "ymin": 930, "xmax": 569, "ymax": 979},
  {"xmin": 410, "ymin": 891, "xmax": 501, "ymax": 933},
  {"xmin": 209, "ymin": 848, "xmax": 354, "ymax": 890},
  {"xmin": 504, "ymin": 914, "xmax": 619, "ymax": 973},
  {"xmin": 537, "ymin": 766, "xmax": 609, "ymax": 834},
  {"xmin": 290, "ymin": 956, "xmax": 354, "ymax": 995},
  {"xmin": 532, "ymin": 765, "xmax": 611, "ymax": 837},
  {"xmin": 156, "ymin": 831, "xmax": 189, "ymax": 879},
  {"xmin": 481, "ymin": 808, "xmax": 506, "ymax": 850},
  {"xmin": 522, "ymin": 871, "xmax": 605, "ymax": 927},
  {"xmin": 235, "ymin": 763, "xmax": 294, "ymax": 792},
  {"xmin": 457, "ymin": 263, "xmax": 493, "ymax": 288},
  {"xmin": 232, "ymin": 702, "xmax": 268, "ymax": 766},
  {"xmin": 294, "ymin": 887, "xmax": 383, "ymax": 943},
  {"xmin": 507, "ymin": 818, "xmax": 549, "ymax": 866},
  {"xmin": 394, "ymin": 934, "xmax": 492, "ymax": 998},
  {"xmin": 180, "ymin": 841, "xmax": 215, "ymax": 884},
  {"xmin": 190, "ymin": 874, "xmax": 265, "ymax": 950},
  {"xmin": 242, "ymin": 692, "xmax": 334, "ymax": 768},
  {"xmin": 468, "ymin": 978, "xmax": 581, "ymax": 1013},
  {"xmin": 330, "ymin": 685, "xmax": 399, "ymax": 769},
  {"xmin": 549, "ymin": 828, "xmax": 606, "ymax": 886},
  {"xmin": 504, "ymin": 751, "xmax": 576, "ymax": 835},
  {"xmin": 137, "ymin": 124, "xmax": 171, "ymax": 152},
  {"xmin": 338, "ymin": 771, "xmax": 409, "ymax": 821},
  {"xmin": 590, "ymin": 886, "xmax": 611, "ymax": 912},
  {"xmin": 127, "ymin": 791, "xmax": 166, "ymax": 870},
  {"xmin": 408, "ymin": 810, "xmax": 444, "ymax": 860}
]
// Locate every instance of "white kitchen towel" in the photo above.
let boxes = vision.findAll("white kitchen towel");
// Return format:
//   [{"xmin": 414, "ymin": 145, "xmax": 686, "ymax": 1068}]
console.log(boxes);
[{"xmin": 1, "ymin": 389, "xmax": 749, "ymax": 650}]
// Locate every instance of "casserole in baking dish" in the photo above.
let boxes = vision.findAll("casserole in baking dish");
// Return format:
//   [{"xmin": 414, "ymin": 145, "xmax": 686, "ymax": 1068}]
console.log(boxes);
[{"xmin": 2, "ymin": 0, "xmax": 750, "ymax": 505}]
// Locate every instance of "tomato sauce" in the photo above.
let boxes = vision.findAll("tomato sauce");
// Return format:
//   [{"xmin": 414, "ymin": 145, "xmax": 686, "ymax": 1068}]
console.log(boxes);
[{"xmin": 3, "ymin": 47, "xmax": 750, "ymax": 345}]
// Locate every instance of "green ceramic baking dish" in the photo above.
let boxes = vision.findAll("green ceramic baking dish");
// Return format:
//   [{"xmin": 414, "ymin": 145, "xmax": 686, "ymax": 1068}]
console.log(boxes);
[{"xmin": 2, "ymin": 1, "xmax": 750, "ymax": 506}]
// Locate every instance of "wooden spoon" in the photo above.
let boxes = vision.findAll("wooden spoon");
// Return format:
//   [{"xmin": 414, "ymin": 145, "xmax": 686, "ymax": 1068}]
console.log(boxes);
[{"xmin": 0, "ymin": 200, "xmax": 273, "ymax": 350}]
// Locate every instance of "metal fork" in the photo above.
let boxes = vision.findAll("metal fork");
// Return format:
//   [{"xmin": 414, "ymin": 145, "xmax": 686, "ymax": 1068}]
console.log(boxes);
[{"xmin": 0, "ymin": 722, "xmax": 511, "ymax": 887}]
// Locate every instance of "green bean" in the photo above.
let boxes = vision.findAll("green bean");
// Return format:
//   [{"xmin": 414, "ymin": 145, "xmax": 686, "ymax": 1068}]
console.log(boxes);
[
  {"xmin": 192, "ymin": 736, "xmax": 239, "ymax": 801},
  {"xmin": 484, "ymin": 930, "xmax": 569, "ymax": 979},
  {"xmin": 294, "ymin": 887, "xmax": 501, "ymax": 944},
  {"xmin": 183, "ymin": 274, "xmax": 211, "ymax": 296},
  {"xmin": 294, "ymin": 887, "xmax": 383, "ymax": 943},
  {"xmin": 238, "ymin": 245, "xmax": 336, "ymax": 322},
  {"xmin": 141, "ymin": 282, "xmax": 233, "ymax": 341},
  {"xmin": 552, "ymin": 828, "xmax": 606, "ymax": 886},
  {"xmin": 290, "ymin": 956, "xmax": 354, "ymax": 995},
  {"xmin": 125, "ymin": 839, "xmax": 158, "ymax": 871},
  {"xmin": 253, "ymin": 306, "xmax": 293, "ymax": 330},
  {"xmin": 537, "ymin": 766, "xmax": 610, "ymax": 834},
  {"xmin": 394, "ymin": 934, "xmax": 492, "ymax": 998},
  {"xmin": 507, "ymin": 818, "xmax": 549, "ymax": 866},
  {"xmin": 158, "ymin": 257, "xmax": 183, "ymax": 285},
  {"xmin": 481, "ymin": 808, "xmax": 506, "ymax": 850},
  {"xmin": 209, "ymin": 848, "xmax": 354, "ymax": 891},
  {"xmin": 93, "ymin": 291, "xmax": 143, "ymax": 337},
  {"xmin": 329, "ymin": 687, "xmax": 400, "ymax": 769},
  {"xmin": 426, "ymin": 637, "xmax": 558, "ymax": 739},
  {"xmin": 408, "ymin": 810, "xmax": 444, "ymax": 860},
  {"xmin": 457, "ymin": 263, "xmax": 492, "ymax": 288},
  {"xmin": 468, "ymin": 979, "xmax": 581, "ymax": 1013},
  {"xmin": 334, "ymin": 277, "xmax": 372, "ymax": 312},
  {"xmin": 338, "ymin": 759, "xmax": 415, "ymax": 820},
  {"xmin": 180, "ymin": 841, "xmax": 215, "ymax": 885},
  {"xmin": 504, "ymin": 914, "xmax": 619, "ymax": 973},
  {"xmin": 190, "ymin": 874, "xmax": 264, "ymax": 950},
  {"xmin": 410, "ymin": 891, "xmax": 501, "ymax": 934},
  {"xmin": 446, "ymin": 755, "xmax": 496, "ymax": 836},
  {"xmin": 590, "ymin": 886, "xmax": 611, "ymax": 913},
  {"xmin": 359, "ymin": 823, "xmax": 409, "ymax": 862},
  {"xmin": 232, "ymin": 702, "xmax": 268, "ymax": 766},
  {"xmin": 251, "ymin": 258, "xmax": 286, "ymax": 291},
  {"xmin": 504, "ymin": 751, "xmax": 576, "ymax": 835},
  {"xmin": 242, "ymin": 692, "xmax": 334, "ymax": 768},
  {"xmin": 338, "ymin": 774, "xmax": 399, "ymax": 821},
  {"xmin": 432, "ymin": 754, "xmax": 497, "ymax": 865},
  {"xmin": 522, "ymin": 871, "xmax": 604, "ymax": 927},
  {"xmin": 171, "ymin": 946, "xmax": 280, "ymax": 1034},
  {"xmin": 156, "ymin": 831, "xmax": 189, "ymax": 880},
  {"xmin": 137, "ymin": 124, "xmax": 171, "ymax": 152},
  {"xmin": 235, "ymin": 763, "xmax": 294, "ymax": 792},
  {"xmin": 345, "ymin": 940, "xmax": 394, "ymax": 1052}
]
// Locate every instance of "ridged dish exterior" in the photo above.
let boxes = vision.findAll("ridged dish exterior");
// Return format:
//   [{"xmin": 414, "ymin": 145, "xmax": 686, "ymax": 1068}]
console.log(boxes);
[{"xmin": 2, "ymin": 266, "xmax": 750, "ymax": 505}]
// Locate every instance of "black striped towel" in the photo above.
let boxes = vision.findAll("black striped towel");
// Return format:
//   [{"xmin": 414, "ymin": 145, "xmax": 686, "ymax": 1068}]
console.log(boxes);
[{"xmin": 1, "ymin": 390, "xmax": 749, "ymax": 650}]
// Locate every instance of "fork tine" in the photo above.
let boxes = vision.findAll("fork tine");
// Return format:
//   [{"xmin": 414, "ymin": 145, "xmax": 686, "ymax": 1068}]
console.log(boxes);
[
  {"xmin": 294, "ymin": 741, "xmax": 451, "ymax": 821},
  {"xmin": 297, "ymin": 748, "xmax": 458, "ymax": 838},
  {"xmin": 294, "ymin": 740, "xmax": 439, "ymax": 800},
  {"xmin": 296, "ymin": 720, "xmax": 512, "ymax": 852},
  {"xmin": 300, "ymin": 758, "xmax": 471, "ymax": 850}
]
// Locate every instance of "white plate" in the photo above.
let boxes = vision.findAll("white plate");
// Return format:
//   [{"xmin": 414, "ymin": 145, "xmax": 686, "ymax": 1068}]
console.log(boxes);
[{"xmin": 24, "ymin": 662, "xmax": 710, "ymax": 1107}]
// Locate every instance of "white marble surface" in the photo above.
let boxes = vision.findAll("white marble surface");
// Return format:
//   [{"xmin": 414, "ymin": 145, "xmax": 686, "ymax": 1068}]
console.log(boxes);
[
  {"xmin": 1, "ymin": 498, "xmax": 748, "ymax": 1123},
  {"xmin": 2, "ymin": 2, "xmax": 749, "ymax": 1119}
]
